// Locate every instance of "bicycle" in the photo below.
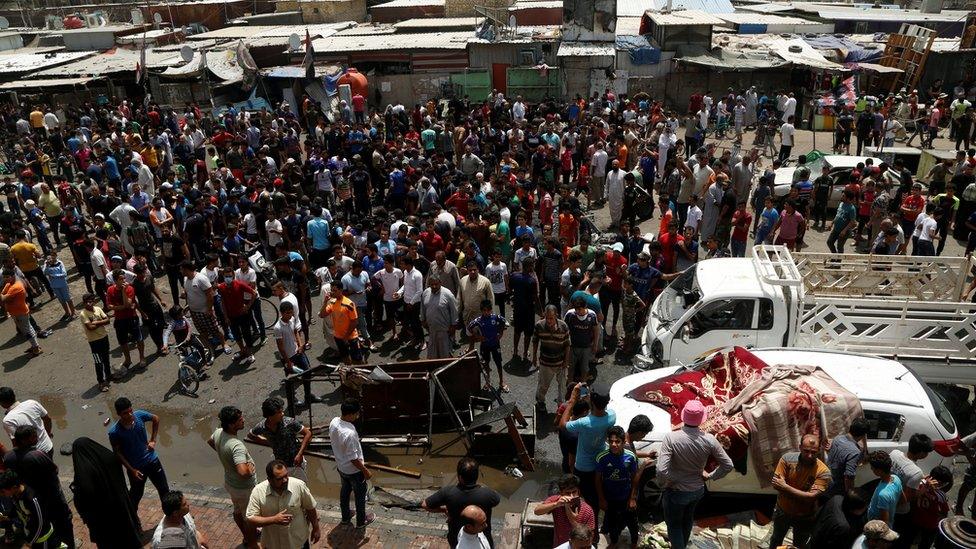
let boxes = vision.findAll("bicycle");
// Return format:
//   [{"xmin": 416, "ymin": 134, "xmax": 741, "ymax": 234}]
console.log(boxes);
[{"xmin": 174, "ymin": 335, "xmax": 213, "ymax": 395}]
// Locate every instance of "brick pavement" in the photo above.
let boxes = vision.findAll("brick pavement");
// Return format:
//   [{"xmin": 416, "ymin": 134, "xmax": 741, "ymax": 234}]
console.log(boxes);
[{"xmin": 68, "ymin": 483, "xmax": 460, "ymax": 548}]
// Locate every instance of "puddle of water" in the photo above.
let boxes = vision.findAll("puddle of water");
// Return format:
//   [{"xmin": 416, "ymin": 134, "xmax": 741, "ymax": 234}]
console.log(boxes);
[{"xmin": 40, "ymin": 393, "xmax": 554, "ymax": 513}]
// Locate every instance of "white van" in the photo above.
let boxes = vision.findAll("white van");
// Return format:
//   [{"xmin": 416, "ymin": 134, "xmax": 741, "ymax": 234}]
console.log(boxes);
[{"xmin": 609, "ymin": 348, "xmax": 960, "ymax": 496}]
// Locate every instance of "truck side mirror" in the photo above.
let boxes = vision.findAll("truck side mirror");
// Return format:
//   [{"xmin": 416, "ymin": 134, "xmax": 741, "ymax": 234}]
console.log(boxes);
[{"xmin": 681, "ymin": 324, "xmax": 691, "ymax": 343}]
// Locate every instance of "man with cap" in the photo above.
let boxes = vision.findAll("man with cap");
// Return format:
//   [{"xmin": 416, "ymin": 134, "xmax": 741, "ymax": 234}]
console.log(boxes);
[
  {"xmin": 656, "ymin": 400, "xmax": 734, "ymax": 549},
  {"xmin": 855, "ymin": 519, "xmax": 899, "ymax": 548}
]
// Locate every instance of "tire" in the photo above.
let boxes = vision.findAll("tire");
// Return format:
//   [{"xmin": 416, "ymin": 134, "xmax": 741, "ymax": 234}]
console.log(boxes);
[
  {"xmin": 178, "ymin": 364, "xmax": 199, "ymax": 394},
  {"xmin": 638, "ymin": 467, "xmax": 664, "ymax": 512},
  {"xmin": 260, "ymin": 297, "xmax": 279, "ymax": 330}
]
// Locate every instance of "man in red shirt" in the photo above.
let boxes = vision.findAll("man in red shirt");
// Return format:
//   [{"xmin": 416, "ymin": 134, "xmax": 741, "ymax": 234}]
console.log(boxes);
[
  {"xmin": 603, "ymin": 243, "xmax": 629, "ymax": 339},
  {"xmin": 351, "ymin": 93, "xmax": 366, "ymax": 124},
  {"xmin": 730, "ymin": 201, "xmax": 753, "ymax": 257},
  {"xmin": 419, "ymin": 219, "xmax": 445, "ymax": 261},
  {"xmin": 217, "ymin": 265, "xmax": 257, "ymax": 364},
  {"xmin": 900, "ymin": 183, "xmax": 927, "ymax": 238},
  {"xmin": 657, "ymin": 221, "xmax": 685, "ymax": 273},
  {"xmin": 534, "ymin": 474, "xmax": 596, "ymax": 547},
  {"xmin": 106, "ymin": 270, "xmax": 145, "ymax": 370}
]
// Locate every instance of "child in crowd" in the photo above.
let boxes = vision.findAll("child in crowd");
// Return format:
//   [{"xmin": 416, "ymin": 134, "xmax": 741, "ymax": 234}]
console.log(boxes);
[{"xmin": 43, "ymin": 250, "xmax": 75, "ymax": 321}]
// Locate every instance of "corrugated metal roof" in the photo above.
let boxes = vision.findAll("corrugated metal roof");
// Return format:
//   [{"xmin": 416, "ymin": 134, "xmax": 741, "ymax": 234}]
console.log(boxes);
[
  {"xmin": 308, "ymin": 30, "xmax": 470, "ymax": 53},
  {"xmin": 618, "ymin": 0, "xmax": 733, "ymax": 17},
  {"xmin": 646, "ymin": 10, "xmax": 726, "ymax": 26},
  {"xmin": 509, "ymin": 0, "xmax": 562, "ymax": 9},
  {"xmin": 31, "ymin": 48, "xmax": 184, "ymax": 77},
  {"xmin": 716, "ymin": 13, "xmax": 820, "ymax": 25},
  {"xmin": 334, "ymin": 24, "xmax": 398, "ymax": 35},
  {"xmin": 616, "ymin": 16, "xmax": 644, "ymax": 36},
  {"xmin": 735, "ymin": 3, "xmax": 796, "ymax": 14},
  {"xmin": 790, "ymin": 4, "xmax": 970, "ymax": 23},
  {"xmin": 260, "ymin": 64, "xmax": 341, "ymax": 78},
  {"xmin": 0, "ymin": 51, "xmax": 95, "ymax": 75},
  {"xmin": 373, "ymin": 0, "xmax": 445, "ymax": 7},
  {"xmin": 557, "ymin": 41, "xmax": 616, "ymax": 57},
  {"xmin": 393, "ymin": 17, "xmax": 480, "ymax": 29},
  {"xmin": 0, "ymin": 76, "xmax": 99, "ymax": 89}
]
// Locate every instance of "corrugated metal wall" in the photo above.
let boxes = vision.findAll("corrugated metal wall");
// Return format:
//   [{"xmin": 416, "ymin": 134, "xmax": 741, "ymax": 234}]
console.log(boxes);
[
  {"xmin": 451, "ymin": 71, "xmax": 490, "ymax": 100},
  {"xmin": 507, "ymin": 66, "xmax": 560, "ymax": 102}
]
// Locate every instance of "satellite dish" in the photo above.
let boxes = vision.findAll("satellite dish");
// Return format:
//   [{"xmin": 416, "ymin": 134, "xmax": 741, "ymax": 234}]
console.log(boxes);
[
  {"xmin": 288, "ymin": 33, "xmax": 301, "ymax": 51},
  {"xmin": 153, "ymin": 12, "xmax": 163, "ymax": 24},
  {"xmin": 180, "ymin": 44, "xmax": 194, "ymax": 62},
  {"xmin": 0, "ymin": 16, "xmax": 10, "ymax": 30},
  {"xmin": 131, "ymin": 9, "xmax": 144, "ymax": 25}
]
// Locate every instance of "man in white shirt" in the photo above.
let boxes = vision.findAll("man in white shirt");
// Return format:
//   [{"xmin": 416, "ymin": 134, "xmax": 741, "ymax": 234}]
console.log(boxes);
[
  {"xmin": 511, "ymin": 97, "xmax": 526, "ymax": 122},
  {"xmin": 915, "ymin": 203, "xmax": 939, "ymax": 256},
  {"xmin": 456, "ymin": 505, "xmax": 491, "ymax": 549},
  {"xmin": 779, "ymin": 116, "xmax": 796, "ymax": 163},
  {"xmin": 589, "ymin": 142, "xmax": 609, "ymax": 206},
  {"xmin": 782, "ymin": 92, "xmax": 797, "ymax": 122},
  {"xmin": 402, "ymin": 256, "xmax": 425, "ymax": 346},
  {"xmin": 0, "ymin": 388, "xmax": 54, "ymax": 456},
  {"xmin": 329, "ymin": 399, "xmax": 375, "ymax": 528}
]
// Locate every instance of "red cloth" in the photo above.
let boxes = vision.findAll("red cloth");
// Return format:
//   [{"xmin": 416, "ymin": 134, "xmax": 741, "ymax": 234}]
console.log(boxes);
[{"xmin": 625, "ymin": 347, "xmax": 768, "ymax": 467}]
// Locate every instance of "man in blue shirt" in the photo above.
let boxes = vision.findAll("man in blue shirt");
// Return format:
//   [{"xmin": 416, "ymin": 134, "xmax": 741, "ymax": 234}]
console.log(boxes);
[
  {"xmin": 867, "ymin": 450, "xmax": 902, "ymax": 526},
  {"xmin": 596, "ymin": 426, "xmax": 640, "ymax": 548},
  {"xmin": 108, "ymin": 397, "xmax": 170, "ymax": 509},
  {"xmin": 306, "ymin": 206, "xmax": 331, "ymax": 270},
  {"xmin": 827, "ymin": 189, "xmax": 858, "ymax": 254},
  {"xmin": 467, "ymin": 300, "xmax": 507, "ymax": 392},
  {"xmin": 560, "ymin": 382, "xmax": 616, "ymax": 533}
]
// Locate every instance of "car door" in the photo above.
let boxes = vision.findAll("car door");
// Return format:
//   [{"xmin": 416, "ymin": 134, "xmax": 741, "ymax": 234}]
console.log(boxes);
[
  {"xmin": 854, "ymin": 408, "xmax": 907, "ymax": 488},
  {"xmin": 828, "ymin": 168, "xmax": 854, "ymax": 209},
  {"xmin": 669, "ymin": 298, "xmax": 758, "ymax": 364}
]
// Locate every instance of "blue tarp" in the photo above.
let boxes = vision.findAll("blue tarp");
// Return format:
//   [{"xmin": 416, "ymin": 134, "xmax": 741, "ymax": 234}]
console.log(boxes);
[
  {"xmin": 801, "ymin": 35, "xmax": 882, "ymax": 63},
  {"xmin": 738, "ymin": 23, "xmax": 767, "ymax": 34},
  {"xmin": 616, "ymin": 35, "xmax": 661, "ymax": 65}
]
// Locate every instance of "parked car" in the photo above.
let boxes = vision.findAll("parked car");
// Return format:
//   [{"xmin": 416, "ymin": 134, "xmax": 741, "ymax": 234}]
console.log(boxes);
[
  {"xmin": 609, "ymin": 348, "xmax": 959, "ymax": 497},
  {"xmin": 773, "ymin": 155, "xmax": 881, "ymax": 209}
]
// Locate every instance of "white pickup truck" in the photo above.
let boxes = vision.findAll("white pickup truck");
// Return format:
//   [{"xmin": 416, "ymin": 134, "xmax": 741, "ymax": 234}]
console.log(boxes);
[{"xmin": 640, "ymin": 245, "xmax": 976, "ymax": 384}]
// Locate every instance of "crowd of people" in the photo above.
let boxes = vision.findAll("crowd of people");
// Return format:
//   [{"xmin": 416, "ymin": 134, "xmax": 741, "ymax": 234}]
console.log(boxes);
[{"xmin": 0, "ymin": 81, "xmax": 973, "ymax": 548}]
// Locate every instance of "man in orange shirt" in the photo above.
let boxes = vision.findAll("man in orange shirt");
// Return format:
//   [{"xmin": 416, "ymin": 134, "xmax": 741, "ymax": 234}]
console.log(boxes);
[
  {"xmin": 322, "ymin": 287, "xmax": 363, "ymax": 365},
  {"xmin": 1, "ymin": 270, "xmax": 40, "ymax": 356},
  {"xmin": 557, "ymin": 204, "xmax": 579, "ymax": 247}
]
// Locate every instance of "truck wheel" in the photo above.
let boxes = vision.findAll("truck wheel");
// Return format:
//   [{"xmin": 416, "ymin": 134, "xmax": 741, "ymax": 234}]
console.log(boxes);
[{"xmin": 638, "ymin": 468, "xmax": 664, "ymax": 513}]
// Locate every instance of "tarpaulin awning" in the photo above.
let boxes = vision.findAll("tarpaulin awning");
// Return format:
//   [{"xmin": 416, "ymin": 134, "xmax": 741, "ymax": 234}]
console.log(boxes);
[
  {"xmin": 843, "ymin": 61, "xmax": 904, "ymax": 74},
  {"xmin": 802, "ymin": 34, "xmax": 883, "ymax": 63},
  {"xmin": 677, "ymin": 45, "xmax": 788, "ymax": 71},
  {"xmin": 615, "ymin": 35, "xmax": 661, "ymax": 65},
  {"xmin": 159, "ymin": 49, "xmax": 243, "ymax": 86},
  {"xmin": 770, "ymin": 37, "xmax": 847, "ymax": 71}
]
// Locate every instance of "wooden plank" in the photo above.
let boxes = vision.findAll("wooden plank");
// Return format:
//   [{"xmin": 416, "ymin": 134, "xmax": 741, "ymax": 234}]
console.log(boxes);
[
  {"xmin": 245, "ymin": 438, "xmax": 423, "ymax": 478},
  {"xmin": 505, "ymin": 415, "xmax": 535, "ymax": 472}
]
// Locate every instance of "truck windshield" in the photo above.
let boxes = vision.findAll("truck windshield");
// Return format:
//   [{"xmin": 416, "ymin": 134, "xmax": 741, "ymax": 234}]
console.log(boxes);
[
  {"xmin": 655, "ymin": 268, "xmax": 696, "ymax": 325},
  {"xmin": 924, "ymin": 384, "xmax": 957, "ymax": 435}
]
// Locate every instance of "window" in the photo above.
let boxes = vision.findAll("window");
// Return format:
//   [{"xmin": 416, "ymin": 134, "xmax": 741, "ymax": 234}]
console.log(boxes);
[
  {"xmin": 758, "ymin": 299, "xmax": 774, "ymax": 330},
  {"xmin": 688, "ymin": 299, "xmax": 755, "ymax": 337},
  {"xmin": 924, "ymin": 384, "xmax": 957, "ymax": 434},
  {"xmin": 864, "ymin": 410, "xmax": 904, "ymax": 441}
]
